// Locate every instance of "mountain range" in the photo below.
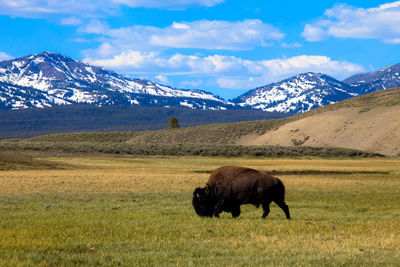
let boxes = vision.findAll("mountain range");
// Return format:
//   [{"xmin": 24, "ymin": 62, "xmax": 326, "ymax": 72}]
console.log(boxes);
[
  {"xmin": 1, "ymin": 52, "xmax": 400, "ymax": 113},
  {"xmin": 0, "ymin": 52, "xmax": 229, "ymax": 111}
]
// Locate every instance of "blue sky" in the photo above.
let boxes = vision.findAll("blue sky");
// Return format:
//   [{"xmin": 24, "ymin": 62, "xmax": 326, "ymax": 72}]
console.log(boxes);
[{"xmin": 1, "ymin": 0, "xmax": 399, "ymax": 99}]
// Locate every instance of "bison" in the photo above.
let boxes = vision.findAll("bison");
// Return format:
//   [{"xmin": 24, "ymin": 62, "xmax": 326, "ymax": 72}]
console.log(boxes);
[{"xmin": 193, "ymin": 166, "xmax": 290, "ymax": 219}]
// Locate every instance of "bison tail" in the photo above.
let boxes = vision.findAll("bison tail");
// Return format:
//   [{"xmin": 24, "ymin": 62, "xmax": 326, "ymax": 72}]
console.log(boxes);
[{"xmin": 273, "ymin": 178, "xmax": 286, "ymax": 201}]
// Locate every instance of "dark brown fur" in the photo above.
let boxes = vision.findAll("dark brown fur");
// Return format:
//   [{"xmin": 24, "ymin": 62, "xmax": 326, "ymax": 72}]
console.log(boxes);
[{"xmin": 193, "ymin": 166, "xmax": 290, "ymax": 219}]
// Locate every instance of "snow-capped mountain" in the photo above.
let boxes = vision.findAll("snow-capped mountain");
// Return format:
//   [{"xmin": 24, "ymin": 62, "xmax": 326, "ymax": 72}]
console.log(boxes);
[
  {"xmin": 343, "ymin": 63, "xmax": 400, "ymax": 94},
  {"xmin": 232, "ymin": 72, "xmax": 358, "ymax": 114},
  {"xmin": 0, "ymin": 52, "xmax": 229, "ymax": 110},
  {"xmin": 1, "ymin": 52, "xmax": 400, "ymax": 114}
]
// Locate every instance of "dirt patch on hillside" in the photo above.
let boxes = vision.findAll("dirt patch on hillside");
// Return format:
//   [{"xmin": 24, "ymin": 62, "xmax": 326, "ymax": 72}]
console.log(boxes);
[
  {"xmin": 0, "ymin": 152, "xmax": 76, "ymax": 171},
  {"xmin": 236, "ymin": 106, "xmax": 400, "ymax": 156}
]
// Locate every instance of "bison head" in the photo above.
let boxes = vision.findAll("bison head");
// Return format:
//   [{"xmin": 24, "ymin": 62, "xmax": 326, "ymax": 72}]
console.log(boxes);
[{"xmin": 192, "ymin": 187, "xmax": 213, "ymax": 217}]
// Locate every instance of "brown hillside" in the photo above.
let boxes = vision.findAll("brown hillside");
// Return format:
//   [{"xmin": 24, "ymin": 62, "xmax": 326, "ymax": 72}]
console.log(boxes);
[
  {"xmin": 126, "ymin": 87, "xmax": 400, "ymax": 156},
  {"xmin": 236, "ymin": 106, "xmax": 400, "ymax": 156},
  {"xmin": 236, "ymin": 88, "xmax": 400, "ymax": 156}
]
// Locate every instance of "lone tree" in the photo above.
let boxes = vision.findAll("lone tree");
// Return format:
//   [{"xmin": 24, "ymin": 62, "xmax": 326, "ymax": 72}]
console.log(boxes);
[{"xmin": 168, "ymin": 117, "xmax": 180, "ymax": 129}]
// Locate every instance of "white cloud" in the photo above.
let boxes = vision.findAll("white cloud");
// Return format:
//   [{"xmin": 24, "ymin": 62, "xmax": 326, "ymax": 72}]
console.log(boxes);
[
  {"xmin": 216, "ymin": 55, "xmax": 364, "ymax": 89},
  {"xmin": 84, "ymin": 50, "xmax": 160, "ymax": 69},
  {"xmin": 0, "ymin": 0, "xmax": 118, "ymax": 18},
  {"xmin": 257, "ymin": 55, "xmax": 363, "ymax": 78},
  {"xmin": 302, "ymin": 1, "xmax": 400, "ymax": 43},
  {"xmin": 84, "ymin": 51, "xmax": 364, "ymax": 89},
  {"xmin": 302, "ymin": 23, "xmax": 328, "ymax": 42},
  {"xmin": 0, "ymin": 0, "xmax": 223, "ymax": 18},
  {"xmin": 149, "ymin": 19, "xmax": 284, "ymax": 50},
  {"xmin": 81, "ymin": 19, "xmax": 284, "ymax": 55},
  {"xmin": 78, "ymin": 19, "xmax": 110, "ymax": 35},
  {"xmin": 216, "ymin": 76, "xmax": 257, "ymax": 90},
  {"xmin": 60, "ymin": 17, "xmax": 82, "ymax": 26},
  {"xmin": 281, "ymin": 42, "xmax": 302, "ymax": 48},
  {"xmin": 155, "ymin": 75, "xmax": 169, "ymax": 84},
  {"xmin": 0, "ymin": 52, "xmax": 13, "ymax": 61},
  {"xmin": 172, "ymin": 22, "xmax": 190, "ymax": 29},
  {"xmin": 111, "ymin": 0, "xmax": 224, "ymax": 9},
  {"xmin": 73, "ymin": 38, "xmax": 90, "ymax": 43},
  {"xmin": 180, "ymin": 79, "xmax": 203, "ymax": 88}
]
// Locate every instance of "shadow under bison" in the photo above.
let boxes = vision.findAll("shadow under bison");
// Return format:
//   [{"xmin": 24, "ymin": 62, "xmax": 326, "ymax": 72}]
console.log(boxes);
[{"xmin": 193, "ymin": 166, "xmax": 290, "ymax": 219}]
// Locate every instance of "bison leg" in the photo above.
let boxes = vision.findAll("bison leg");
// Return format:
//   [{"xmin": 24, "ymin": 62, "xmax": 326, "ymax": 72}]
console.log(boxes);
[
  {"xmin": 231, "ymin": 205, "xmax": 241, "ymax": 218},
  {"xmin": 213, "ymin": 198, "xmax": 224, "ymax": 218},
  {"xmin": 261, "ymin": 201, "xmax": 271, "ymax": 218},
  {"xmin": 274, "ymin": 199, "xmax": 291, "ymax": 220}
]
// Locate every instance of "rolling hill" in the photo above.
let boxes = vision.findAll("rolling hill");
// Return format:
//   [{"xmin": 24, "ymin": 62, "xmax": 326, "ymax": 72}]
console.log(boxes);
[
  {"xmin": 241, "ymin": 88, "xmax": 400, "ymax": 156},
  {"xmin": 4, "ymin": 87, "xmax": 399, "ymax": 156},
  {"xmin": 99, "ymin": 87, "xmax": 399, "ymax": 156}
]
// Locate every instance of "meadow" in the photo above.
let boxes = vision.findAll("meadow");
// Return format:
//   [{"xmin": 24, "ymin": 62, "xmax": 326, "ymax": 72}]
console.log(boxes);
[{"xmin": 0, "ymin": 155, "xmax": 399, "ymax": 266}]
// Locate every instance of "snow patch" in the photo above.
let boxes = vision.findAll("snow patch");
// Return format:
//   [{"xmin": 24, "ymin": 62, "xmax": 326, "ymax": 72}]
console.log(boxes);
[{"xmin": 180, "ymin": 100, "xmax": 194, "ymax": 109}]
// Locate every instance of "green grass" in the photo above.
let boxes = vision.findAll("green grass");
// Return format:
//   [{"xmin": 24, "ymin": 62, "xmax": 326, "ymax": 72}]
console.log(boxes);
[
  {"xmin": 0, "ymin": 156, "xmax": 399, "ymax": 266},
  {"xmin": 2, "ymin": 192, "xmax": 399, "ymax": 266}
]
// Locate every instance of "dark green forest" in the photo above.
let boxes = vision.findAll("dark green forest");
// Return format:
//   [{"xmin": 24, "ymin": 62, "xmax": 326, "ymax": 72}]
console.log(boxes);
[{"xmin": 0, "ymin": 105, "xmax": 287, "ymax": 139}]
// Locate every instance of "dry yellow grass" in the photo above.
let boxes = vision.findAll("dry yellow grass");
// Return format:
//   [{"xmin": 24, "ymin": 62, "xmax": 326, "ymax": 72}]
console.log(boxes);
[{"xmin": 0, "ymin": 156, "xmax": 398, "ymax": 195}]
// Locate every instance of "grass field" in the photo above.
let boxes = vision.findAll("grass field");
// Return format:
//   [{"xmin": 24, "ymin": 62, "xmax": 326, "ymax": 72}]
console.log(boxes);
[{"xmin": 0, "ymin": 155, "xmax": 399, "ymax": 266}]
